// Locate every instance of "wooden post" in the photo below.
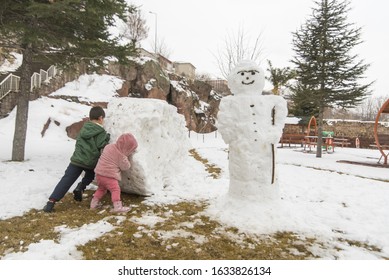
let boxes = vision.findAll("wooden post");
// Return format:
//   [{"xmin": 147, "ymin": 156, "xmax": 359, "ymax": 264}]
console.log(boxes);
[{"xmin": 271, "ymin": 106, "xmax": 275, "ymax": 184}]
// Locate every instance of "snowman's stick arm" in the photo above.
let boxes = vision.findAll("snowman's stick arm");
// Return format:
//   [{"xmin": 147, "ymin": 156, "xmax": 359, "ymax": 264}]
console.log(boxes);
[{"xmin": 271, "ymin": 106, "xmax": 275, "ymax": 184}]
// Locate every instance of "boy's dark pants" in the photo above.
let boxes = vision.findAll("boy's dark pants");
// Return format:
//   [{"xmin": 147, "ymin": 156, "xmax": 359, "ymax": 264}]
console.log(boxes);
[{"xmin": 49, "ymin": 163, "xmax": 95, "ymax": 201}]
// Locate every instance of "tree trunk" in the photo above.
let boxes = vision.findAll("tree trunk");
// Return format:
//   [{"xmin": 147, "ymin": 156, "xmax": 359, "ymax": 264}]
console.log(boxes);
[
  {"xmin": 316, "ymin": 105, "xmax": 324, "ymax": 158},
  {"xmin": 11, "ymin": 45, "xmax": 33, "ymax": 161},
  {"xmin": 272, "ymin": 85, "xmax": 279, "ymax": 95}
]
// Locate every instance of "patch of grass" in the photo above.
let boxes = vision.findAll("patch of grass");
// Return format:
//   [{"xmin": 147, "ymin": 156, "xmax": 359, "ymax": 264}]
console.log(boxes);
[
  {"xmin": 0, "ymin": 210, "xmax": 60, "ymax": 255},
  {"xmin": 189, "ymin": 149, "xmax": 221, "ymax": 179},
  {"xmin": 0, "ymin": 192, "xmax": 386, "ymax": 260},
  {"xmin": 79, "ymin": 201, "xmax": 318, "ymax": 260},
  {"xmin": 338, "ymin": 238, "xmax": 382, "ymax": 253},
  {"xmin": 0, "ymin": 191, "xmax": 143, "ymax": 256}
]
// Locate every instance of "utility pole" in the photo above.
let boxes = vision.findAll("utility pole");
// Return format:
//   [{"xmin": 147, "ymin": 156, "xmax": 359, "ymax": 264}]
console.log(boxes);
[{"xmin": 149, "ymin": 11, "xmax": 157, "ymax": 55}]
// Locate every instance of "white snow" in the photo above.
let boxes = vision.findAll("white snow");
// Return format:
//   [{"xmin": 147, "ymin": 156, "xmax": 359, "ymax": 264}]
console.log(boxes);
[
  {"xmin": 50, "ymin": 73, "xmax": 124, "ymax": 103},
  {"xmin": 170, "ymin": 80, "xmax": 193, "ymax": 97},
  {"xmin": 286, "ymin": 116, "xmax": 301, "ymax": 125},
  {"xmin": 0, "ymin": 52, "xmax": 23, "ymax": 73},
  {"xmin": 0, "ymin": 73, "xmax": 388, "ymax": 263},
  {"xmin": 144, "ymin": 78, "xmax": 156, "ymax": 91}
]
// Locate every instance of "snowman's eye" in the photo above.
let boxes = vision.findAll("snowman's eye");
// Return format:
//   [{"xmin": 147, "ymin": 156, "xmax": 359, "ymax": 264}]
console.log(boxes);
[
  {"xmin": 251, "ymin": 71, "xmax": 256, "ymax": 75},
  {"xmin": 241, "ymin": 72, "xmax": 245, "ymax": 76}
]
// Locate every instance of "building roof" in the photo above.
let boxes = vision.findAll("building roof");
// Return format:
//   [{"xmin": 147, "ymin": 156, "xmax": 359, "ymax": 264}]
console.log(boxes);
[{"xmin": 173, "ymin": 62, "xmax": 196, "ymax": 69}]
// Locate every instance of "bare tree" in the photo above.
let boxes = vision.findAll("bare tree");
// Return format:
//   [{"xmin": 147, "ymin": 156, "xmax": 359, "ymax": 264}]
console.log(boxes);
[
  {"xmin": 121, "ymin": 8, "xmax": 149, "ymax": 48},
  {"xmin": 195, "ymin": 72, "xmax": 212, "ymax": 81},
  {"xmin": 360, "ymin": 96, "xmax": 377, "ymax": 121},
  {"xmin": 149, "ymin": 37, "xmax": 172, "ymax": 58},
  {"xmin": 214, "ymin": 26, "xmax": 263, "ymax": 79},
  {"xmin": 356, "ymin": 94, "xmax": 389, "ymax": 121}
]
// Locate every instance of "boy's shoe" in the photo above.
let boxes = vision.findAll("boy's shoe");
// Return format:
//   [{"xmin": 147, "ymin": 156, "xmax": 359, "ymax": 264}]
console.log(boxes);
[
  {"xmin": 43, "ymin": 201, "xmax": 55, "ymax": 213},
  {"xmin": 73, "ymin": 183, "xmax": 84, "ymax": 202},
  {"xmin": 111, "ymin": 201, "xmax": 130, "ymax": 213}
]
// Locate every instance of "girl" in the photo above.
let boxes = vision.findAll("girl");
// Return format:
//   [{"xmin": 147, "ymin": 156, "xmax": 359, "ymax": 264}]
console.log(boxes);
[{"xmin": 91, "ymin": 133, "xmax": 138, "ymax": 213}]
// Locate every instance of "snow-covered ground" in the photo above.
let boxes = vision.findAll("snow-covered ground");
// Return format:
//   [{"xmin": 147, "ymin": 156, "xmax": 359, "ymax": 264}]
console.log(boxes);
[{"xmin": 0, "ymin": 75, "xmax": 388, "ymax": 266}]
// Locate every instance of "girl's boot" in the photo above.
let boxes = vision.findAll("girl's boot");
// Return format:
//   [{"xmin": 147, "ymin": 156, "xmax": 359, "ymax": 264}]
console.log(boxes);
[
  {"xmin": 90, "ymin": 198, "xmax": 102, "ymax": 209},
  {"xmin": 112, "ymin": 201, "xmax": 130, "ymax": 213}
]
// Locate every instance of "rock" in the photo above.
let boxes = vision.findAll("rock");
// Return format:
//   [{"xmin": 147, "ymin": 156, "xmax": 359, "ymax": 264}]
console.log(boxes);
[
  {"xmin": 108, "ymin": 59, "xmax": 220, "ymax": 133},
  {"xmin": 169, "ymin": 78, "xmax": 221, "ymax": 133},
  {"xmin": 66, "ymin": 118, "xmax": 88, "ymax": 139}
]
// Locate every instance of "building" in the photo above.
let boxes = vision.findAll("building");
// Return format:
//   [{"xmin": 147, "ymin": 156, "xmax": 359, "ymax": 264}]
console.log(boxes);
[
  {"xmin": 139, "ymin": 48, "xmax": 155, "ymax": 60},
  {"xmin": 139, "ymin": 48, "xmax": 196, "ymax": 79},
  {"xmin": 173, "ymin": 62, "xmax": 196, "ymax": 80},
  {"xmin": 139, "ymin": 48, "xmax": 174, "ymax": 73},
  {"xmin": 157, "ymin": 55, "xmax": 174, "ymax": 72},
  {"xmin": 207, "ymin": 79, "xmax": 230, "ymax": 95}
]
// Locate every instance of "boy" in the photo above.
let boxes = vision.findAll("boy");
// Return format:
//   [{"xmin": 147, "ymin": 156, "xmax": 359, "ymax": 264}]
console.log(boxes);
[{"xmin": 43, "ymin": 106, "xmax": 110, "ymax": 213}]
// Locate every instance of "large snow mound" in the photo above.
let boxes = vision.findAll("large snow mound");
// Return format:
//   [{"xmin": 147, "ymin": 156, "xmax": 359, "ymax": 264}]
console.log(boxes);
[{"xmin": 104, "ymin": 97, "xmax": 191, "ymax": 196}]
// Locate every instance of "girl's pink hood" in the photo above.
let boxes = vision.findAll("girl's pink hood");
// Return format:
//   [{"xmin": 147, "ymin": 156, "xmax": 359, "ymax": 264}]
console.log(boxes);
[{"xmin": 115, "ymin": 133, "xmax": 138, "ymax": 156}]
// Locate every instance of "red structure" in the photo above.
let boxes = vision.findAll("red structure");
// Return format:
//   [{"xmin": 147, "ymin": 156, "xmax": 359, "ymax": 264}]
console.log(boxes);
[
  {"xmin": 374, "ymin": 99, "xmax": 389, "ymax": 164},
  {"xmin": 306, "ymin": 116, "xmax": 317, "ymax": 136}
]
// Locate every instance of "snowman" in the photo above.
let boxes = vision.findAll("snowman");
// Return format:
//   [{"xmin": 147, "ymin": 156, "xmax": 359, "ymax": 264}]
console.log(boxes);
[{"xmin": 217, "ymin": 60, "xmax": 288, "ymax": 201}]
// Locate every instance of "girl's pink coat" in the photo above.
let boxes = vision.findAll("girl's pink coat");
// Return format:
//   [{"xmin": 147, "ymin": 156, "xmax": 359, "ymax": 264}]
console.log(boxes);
[{"xmin": 94, "ymin": 133, "xmax": 138, "ymax": 181}]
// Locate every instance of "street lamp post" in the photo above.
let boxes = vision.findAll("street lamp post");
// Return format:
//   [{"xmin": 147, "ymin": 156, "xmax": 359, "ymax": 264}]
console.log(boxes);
[{"xmin": 149, "ymin": 11, "xmax": 157, "ymax": 55}]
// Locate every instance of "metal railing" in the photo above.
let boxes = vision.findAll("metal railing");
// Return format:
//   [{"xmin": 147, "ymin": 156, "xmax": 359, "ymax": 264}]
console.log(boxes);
[
  {"xmin": 31, "ymin": 65, "xmax": 61, "ymax": 91},
  {"xmin": 0, "ymin": 74, "xmax": 20, "ymax": 100},
  {"xmin": 47, "ymin": 65, "xmax": 57, "ymax": 78},
  {"xmin": 0, "ymin": 65, "xmax": 60, "ymax": 101},
  {"xmin": 30, "ymin": 72, "xmax": 40, "ymax": 92}
]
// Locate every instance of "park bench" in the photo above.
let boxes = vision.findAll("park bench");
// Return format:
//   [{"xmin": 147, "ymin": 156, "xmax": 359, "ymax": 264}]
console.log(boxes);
[
  {"xmin": 280, "ymin": 133, "xmax": 305, "ymax": 147},
  {"xmin": 303, "ymin": 135, "xmax": 336, "ymax": 152},
  {"xmin": 333, "ymin": 138, "xmax": 351, "ymax": 148},
  {"xmin": 370, "ymin": 134, "xmax": 389, "ymax": 149}
]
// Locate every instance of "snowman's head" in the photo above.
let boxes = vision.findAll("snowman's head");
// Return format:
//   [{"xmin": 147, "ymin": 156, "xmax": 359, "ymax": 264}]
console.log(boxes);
[{"xmin": 227, "ymin": 60, "xmax": 265, "ymax": 95}]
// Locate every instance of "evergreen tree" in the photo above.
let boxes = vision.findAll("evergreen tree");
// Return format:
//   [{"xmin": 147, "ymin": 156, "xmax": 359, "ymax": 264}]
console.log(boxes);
[
  {"xmin": 266, "ymin": 60, "xmax": 296, "ymax": 95},
  {"xmin": 290, "ymin": 83, "xmax": 319, "ymax": 117},
  {"xmin": 290, "ymin": 0, "xmax": 372, "ymax": 157},
  {"xmin": 0, "ymin": 0, "xmax": 137, "ymax": 161}
]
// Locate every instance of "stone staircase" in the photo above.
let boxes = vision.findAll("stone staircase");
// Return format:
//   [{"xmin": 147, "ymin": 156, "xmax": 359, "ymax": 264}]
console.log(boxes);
[{"xmin": 0, "ymin": 88, "xmax": 18, "ymax": 118}]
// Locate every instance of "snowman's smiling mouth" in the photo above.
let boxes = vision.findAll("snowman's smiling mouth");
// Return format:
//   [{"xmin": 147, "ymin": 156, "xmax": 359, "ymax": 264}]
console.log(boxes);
[{"xmin": 242, "ymin": 80, "xmax": 255, "ymax": 85}]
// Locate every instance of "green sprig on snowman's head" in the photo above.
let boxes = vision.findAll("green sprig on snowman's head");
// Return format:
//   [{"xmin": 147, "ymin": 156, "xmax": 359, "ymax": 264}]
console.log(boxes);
[{"xmin": 227, "ymin": 60, "xmax": 265, "ymax": 95}]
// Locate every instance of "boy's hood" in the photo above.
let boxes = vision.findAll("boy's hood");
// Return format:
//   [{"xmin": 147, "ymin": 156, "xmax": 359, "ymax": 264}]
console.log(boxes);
[{"xmin": 78, "ymin": 122, "xmax": 105, "ymax": 139}]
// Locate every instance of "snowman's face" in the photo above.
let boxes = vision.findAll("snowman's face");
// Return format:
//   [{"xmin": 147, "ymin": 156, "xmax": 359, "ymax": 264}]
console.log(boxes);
[
  {"xmin": 238, "ymin": 69, "xmax": 260, "ymax": 85},
  {"xmin": 227, "ymin": 61, "xmax": 265, "ymax": 95}
]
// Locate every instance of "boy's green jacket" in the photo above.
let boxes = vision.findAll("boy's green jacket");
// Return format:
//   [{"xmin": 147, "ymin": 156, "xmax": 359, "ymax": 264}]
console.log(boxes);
[{"xmin": 70, "ymin": 122, "xmax": 110, "ymax": 169}]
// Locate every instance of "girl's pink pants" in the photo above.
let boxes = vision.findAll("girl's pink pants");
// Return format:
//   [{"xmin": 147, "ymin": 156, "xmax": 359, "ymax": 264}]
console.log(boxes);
[{"xmin": 94, "ymin": 175, "xmax": 121, "ymax": 202}]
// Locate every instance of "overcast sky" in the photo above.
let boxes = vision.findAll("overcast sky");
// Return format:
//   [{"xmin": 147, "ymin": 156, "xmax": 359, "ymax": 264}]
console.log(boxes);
[{"xmin": 130, "ymin": 0, "xmax": 388, "ymax": 97}]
